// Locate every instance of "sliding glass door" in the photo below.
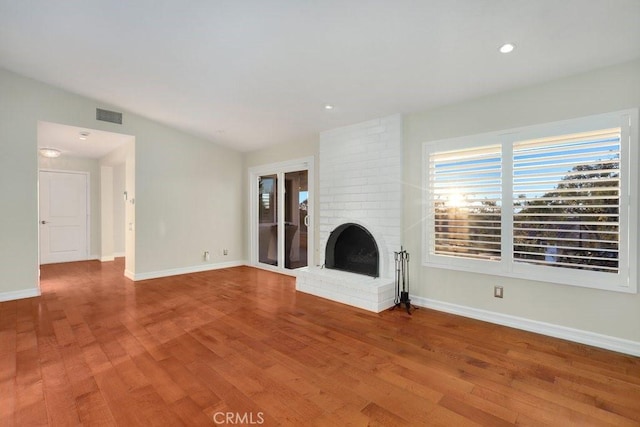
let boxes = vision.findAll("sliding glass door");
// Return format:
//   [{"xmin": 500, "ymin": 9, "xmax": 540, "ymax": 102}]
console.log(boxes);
[{"xmin": 251, "ymin": 158, "xmax": 313, "ymax": 272}]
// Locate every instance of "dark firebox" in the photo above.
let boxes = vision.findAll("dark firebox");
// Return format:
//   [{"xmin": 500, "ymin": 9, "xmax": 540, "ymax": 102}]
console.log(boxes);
[{"xmin": 325, "ymin": 223, "xmax": 379, "ymax": 277}]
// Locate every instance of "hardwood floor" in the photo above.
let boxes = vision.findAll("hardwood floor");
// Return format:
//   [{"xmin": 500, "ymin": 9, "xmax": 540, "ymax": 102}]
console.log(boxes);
[{"xmin": 1, "ymin": 259, "xmax": 639, "ymax": 426}]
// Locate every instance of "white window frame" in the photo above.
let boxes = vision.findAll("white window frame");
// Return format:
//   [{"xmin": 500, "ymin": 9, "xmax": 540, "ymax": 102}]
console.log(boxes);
[{"xmin": 422, "ymin": 109, "xmax": 638, "ymax": 293}]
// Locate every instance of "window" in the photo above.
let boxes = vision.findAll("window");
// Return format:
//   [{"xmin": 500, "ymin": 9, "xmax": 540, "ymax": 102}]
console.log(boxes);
[
  {"xmin": 430, "ymin": 145, "xmax": 502, "ymax": 261},
  {"xmin": 423, "ymin": 110, "xmax": 638, "ymax": 293}
]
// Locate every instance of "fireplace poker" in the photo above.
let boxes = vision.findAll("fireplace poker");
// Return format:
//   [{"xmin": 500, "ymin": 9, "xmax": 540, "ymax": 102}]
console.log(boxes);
[{"xmin": 391, "ymin": 246, "xmax": 416, "ymax": 314}]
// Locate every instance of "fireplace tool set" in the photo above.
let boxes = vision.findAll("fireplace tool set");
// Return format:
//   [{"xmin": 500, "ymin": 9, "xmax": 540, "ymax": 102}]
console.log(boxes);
[{"xmin": 392, "ymin": 246, "xmax": 416, "ymax": 314}]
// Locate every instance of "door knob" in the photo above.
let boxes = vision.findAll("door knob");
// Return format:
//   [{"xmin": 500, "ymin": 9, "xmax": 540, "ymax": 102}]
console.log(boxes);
[{"xmin": 41, "ymin": 220, "xmax": 48, "ymax": 224}]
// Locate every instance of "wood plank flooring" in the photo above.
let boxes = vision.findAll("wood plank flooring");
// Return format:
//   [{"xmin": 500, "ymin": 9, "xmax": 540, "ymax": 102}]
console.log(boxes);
[{"xmin": 1, "ymin": 259, "xmax": 639, "ymax": 426}]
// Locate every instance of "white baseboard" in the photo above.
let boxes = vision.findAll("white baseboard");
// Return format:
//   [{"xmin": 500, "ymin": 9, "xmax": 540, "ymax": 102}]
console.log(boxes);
[
  {"xmin": 412, "ymin": 296, "xmax": 640, "ymax": 357},
  {"xmin": 124, "ymin": 269, "xmax": 135, "ymax": 280},
  {"xmin": 0, "ymin": 288, "xmax": 40, "ymax": 302},
  {"xmin": 132, "ymin": 260, "xmax": 246, "ymax": 281},
  {"xmin": 100, "ymin": 252, "xmax": 125, "ymax": 262}
]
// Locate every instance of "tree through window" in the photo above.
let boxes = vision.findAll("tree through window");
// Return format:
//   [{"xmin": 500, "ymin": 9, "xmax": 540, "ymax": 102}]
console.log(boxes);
[{"xmin": 512, "ymin": 128, "xmax": 621, "ymax": 273}]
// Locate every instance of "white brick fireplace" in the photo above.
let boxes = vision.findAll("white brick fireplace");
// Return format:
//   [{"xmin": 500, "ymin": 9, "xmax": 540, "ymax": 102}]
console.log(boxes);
[{"xmin": 296, "ymin": 114, "xmax": 402, "ymax": 312}]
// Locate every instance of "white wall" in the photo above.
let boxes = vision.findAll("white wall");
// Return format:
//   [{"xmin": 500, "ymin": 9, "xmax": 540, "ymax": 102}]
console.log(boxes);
[
  {"xmin": 0, "ymin": 67, "xmax": 244, "ymax": 299},
  {"xmin": 100, "ymin": 165, "xmax": 114, "ymax": 261},
  {"xmin": 113, "ymin": 163, "xmax": 126, "ymax": 255},
  {"xmin": 244, "ymin": 136, "xmax": 318, "ymax": 169},
  {"xmin": 404, "ymin": 59, "xmax": 640, "ymax": 346},
  {"xmin": 134, "ymin": 125, "xmax": 243, "ymax": 277}
]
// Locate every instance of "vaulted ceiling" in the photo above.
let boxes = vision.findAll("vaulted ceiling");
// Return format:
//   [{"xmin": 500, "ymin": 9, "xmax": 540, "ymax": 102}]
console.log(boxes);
[{"xmin": 1, "ymin": 0, "xmax": 639, "ymax": 152}]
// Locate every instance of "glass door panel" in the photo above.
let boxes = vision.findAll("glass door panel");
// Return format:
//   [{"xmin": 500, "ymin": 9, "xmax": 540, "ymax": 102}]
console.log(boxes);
[
  {"xmin": 258, "ymin": 174, "xmax": 278, "ymax": 266},
  {"xmin": 284, "ymin": 170, "xmax": 308, "ymax": 269}
]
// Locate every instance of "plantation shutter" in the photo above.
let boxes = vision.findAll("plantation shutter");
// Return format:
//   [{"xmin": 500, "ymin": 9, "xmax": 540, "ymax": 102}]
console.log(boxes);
[
  {"xmin": 428, "ymin": 145, "xmax": 502, "ymax": 260},
  {"xmin": 512, "ymin": 128, "xmax": 621, "ymax": 273}
]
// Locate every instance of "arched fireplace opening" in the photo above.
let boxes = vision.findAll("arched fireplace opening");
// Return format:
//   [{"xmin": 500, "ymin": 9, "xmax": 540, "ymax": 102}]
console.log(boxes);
[{"xmin": 325, "ymin": 223, "xmax": 379, "ymax": 277}]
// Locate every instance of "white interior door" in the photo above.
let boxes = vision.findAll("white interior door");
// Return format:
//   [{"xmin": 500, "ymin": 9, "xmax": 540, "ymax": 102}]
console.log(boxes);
[{"xmin": 39, "ymin": 170, "xmax": 89, "ymax": 264}]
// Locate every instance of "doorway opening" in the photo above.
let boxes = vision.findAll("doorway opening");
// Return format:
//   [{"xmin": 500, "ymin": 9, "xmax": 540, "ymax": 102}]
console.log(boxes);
[{"xmin": 37, "ymin": 121, "xmax": 135, "ymax": 278}]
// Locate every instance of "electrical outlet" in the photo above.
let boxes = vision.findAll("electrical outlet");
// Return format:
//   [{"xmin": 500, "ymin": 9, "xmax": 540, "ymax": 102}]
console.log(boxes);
[
  {"xmin": 204, "ymin": 251, "xmax": 210, "ymax": 261},
  {"xmin": 494, "ymin": 285, "xmax": 503, "ymax": 298},
  {"xmin": 223, "ymin": 249, "xmax": 228, "ymax": 256}
]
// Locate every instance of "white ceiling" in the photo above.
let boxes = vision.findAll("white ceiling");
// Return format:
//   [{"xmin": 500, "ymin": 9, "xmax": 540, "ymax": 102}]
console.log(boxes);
[
  {"xmin": 37, "ymin": 121, "xmax": 133, "ymax": 159},
  {"xmin": 2, "ymin": 1, "xmax": 639, "ymax": 152}
]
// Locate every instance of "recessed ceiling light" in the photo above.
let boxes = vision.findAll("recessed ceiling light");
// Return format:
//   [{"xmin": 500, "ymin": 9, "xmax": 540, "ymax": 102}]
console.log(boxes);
[
  {"xmin": 39, "ymin": 148, "xmax": 61, "ymax": 158},
  {"xmin": 79, "ymin": 131, "xmax": 90, "ymax": 140},
  {"xmin": 499, "ymin": 43, "xmax": 515, "ymax": 54},
  {"xmin": 324, "ymin": 104, "xmax": 334, "ymax": 110}
]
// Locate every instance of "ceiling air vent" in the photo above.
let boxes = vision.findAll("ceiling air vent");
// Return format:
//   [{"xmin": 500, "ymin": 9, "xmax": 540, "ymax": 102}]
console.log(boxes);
[{"xmin": 96, "ymin": 108, "xmax": 123, "ymax": 125}]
